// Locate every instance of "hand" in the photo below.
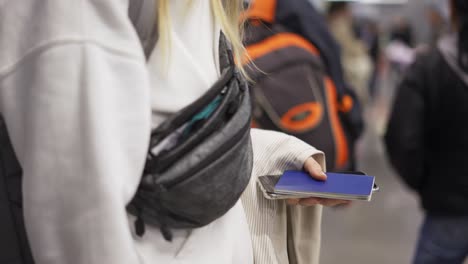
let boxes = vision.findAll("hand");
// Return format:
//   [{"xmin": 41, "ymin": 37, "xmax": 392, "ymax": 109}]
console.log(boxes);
[{"xmin": 286, "ymin": 157, "xmax": 351, "ymax": 207}]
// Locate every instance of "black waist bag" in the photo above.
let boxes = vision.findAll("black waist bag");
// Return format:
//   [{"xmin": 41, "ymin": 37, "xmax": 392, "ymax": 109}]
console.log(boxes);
[{"xmin": 127, "ymin": 36, "xmax": 253, "ymax": 241}]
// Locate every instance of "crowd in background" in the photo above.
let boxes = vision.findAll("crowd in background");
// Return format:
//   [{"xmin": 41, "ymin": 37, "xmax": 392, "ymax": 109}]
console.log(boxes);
[{"xmin": 315, "ymin": 1, "xmax": 468, "ymax": 263}]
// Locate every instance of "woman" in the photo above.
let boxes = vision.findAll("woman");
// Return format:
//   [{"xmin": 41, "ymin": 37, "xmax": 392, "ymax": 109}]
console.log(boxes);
[
  {"xmin": 385, "ymin": 0, "xmax": 468, "ymax": 263},
  {"xmin": 0, "ymin": 1, "xmax": 345, "ymax": 263}
]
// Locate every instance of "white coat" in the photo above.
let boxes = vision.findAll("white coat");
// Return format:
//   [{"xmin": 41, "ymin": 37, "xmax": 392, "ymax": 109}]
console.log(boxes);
[{"xmin": 0, "ymin": 1, "xmax": 323, "ymax": 263}]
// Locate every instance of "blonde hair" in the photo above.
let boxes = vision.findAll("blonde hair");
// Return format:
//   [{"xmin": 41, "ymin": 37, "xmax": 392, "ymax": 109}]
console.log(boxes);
[{"xmin": 156, "ymin": 0, "xmax": 247, "ymax": 76}]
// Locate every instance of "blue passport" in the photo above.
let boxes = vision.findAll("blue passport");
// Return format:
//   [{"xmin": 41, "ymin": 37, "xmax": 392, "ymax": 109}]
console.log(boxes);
[{"xmin": 273, "ymin": 171, "xmax": 376, "ymax": 201}]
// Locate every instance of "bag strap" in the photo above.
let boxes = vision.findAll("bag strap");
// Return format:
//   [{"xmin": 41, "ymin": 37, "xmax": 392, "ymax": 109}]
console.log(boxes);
[
  {"xmin": 146, "ymin": 32, "xmax": 237, "ymax": 169},
  {"xmin": 219, "ymin": 32, "xmax": 235, "ymax": 73},
  {"xmin": 128, "ymin": 0, "xmax": 158, "ymax": 59}
]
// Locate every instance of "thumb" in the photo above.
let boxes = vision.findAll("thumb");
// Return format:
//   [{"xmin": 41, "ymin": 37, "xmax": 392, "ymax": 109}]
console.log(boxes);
[{"xmin": 304, "ymin": 157, "xmax": 327, "ymax": 181}]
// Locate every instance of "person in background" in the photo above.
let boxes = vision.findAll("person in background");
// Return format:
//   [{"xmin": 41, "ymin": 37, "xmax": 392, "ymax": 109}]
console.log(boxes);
[
  {"xmin": 385, "ymin": 0, "xmax": 468, "ymax": 263},
  {"xmin": 426, "ymin": 3, "xmax": 450, "ymax": 45},
  {"xmin": 356, "ymin": 18, "xmax": 381, "ymax": 99},
  {"xmin": 385, "ymin": 17, "xmax": 423, "ymax": 73},
  {"xmin": 390, "ymin": 17, "xmax": 414, "ymax": 48},
  {"xmin": 327, "ymin": 1, "xmax": 373, "ymax": 106}
]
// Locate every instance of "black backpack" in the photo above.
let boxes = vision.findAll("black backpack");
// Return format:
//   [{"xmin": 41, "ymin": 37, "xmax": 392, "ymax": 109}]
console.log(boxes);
[
  {"xmin": 0, "ymin": 120, "xmax": 33, "ymax": 263},
  {"xmin": 243, "ymin": 0, "xmax": 363, "ymax": 171}
]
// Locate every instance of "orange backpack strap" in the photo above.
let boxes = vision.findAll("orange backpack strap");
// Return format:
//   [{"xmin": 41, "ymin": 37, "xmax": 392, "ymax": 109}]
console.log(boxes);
[
  {"xmin": 324, "ymin": 77, "xmax": 350, "ymax": 168},
  {"xmin": 244, "ymin": 33, "xmax": 320, "ymax": 65},
  {"xmin": 243, "ymin": 0, "xmax": 277, "ymax": 23}
]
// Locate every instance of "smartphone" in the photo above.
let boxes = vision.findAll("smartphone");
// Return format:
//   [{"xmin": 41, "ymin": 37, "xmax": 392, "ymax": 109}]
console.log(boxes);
[{"xmin": 257, "ymin": 171, "xmax": 379, "ymax": 200}]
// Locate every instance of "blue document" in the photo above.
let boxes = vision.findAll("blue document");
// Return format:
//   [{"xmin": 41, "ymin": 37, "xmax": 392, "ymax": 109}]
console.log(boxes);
[{"xmin": 273, "ymin": 171, "xmax": 376, "ymax": 201}]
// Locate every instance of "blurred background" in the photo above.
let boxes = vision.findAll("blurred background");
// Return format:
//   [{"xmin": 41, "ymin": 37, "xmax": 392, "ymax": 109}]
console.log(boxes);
[{"xmin": 300, "ymin": 0, "xmax": 467, "ymax": 264}]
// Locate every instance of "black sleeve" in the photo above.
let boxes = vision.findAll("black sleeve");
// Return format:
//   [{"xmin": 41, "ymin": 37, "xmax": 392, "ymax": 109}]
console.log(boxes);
[{"xmin": 384, "ymin": 57, "xmax": 427, "ymax": 191}]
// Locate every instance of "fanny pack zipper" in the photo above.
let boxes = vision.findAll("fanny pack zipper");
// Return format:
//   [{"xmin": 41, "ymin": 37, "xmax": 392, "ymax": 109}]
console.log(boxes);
[{"xmin": 165, "ymin": 112, "xmax": 251, "ymax": 189}]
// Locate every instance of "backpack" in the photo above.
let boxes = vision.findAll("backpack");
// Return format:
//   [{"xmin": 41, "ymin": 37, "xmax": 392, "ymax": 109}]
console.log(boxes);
[
  {"xmin": 0, "ymin": 0, "xmax": 252, "ymax": 262},
  {"xmin": 243, "ymin": 0, "xmax": 363, "ymax": 171}
]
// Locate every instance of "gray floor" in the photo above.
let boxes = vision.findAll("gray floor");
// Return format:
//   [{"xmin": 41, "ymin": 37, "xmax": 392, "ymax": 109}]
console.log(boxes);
[{"xmin": 320, "ymin": 77, "xmax": 424, "ymax": 264}]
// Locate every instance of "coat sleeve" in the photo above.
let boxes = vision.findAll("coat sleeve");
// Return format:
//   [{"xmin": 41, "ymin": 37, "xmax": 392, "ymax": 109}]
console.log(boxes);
[
  {"xmin": 384, "ymin": 57, "xmax": 427, "ymax": 191},
  {"xmin": 0, "ymin": 1, "xmax": 150, "ymax": 263},
  {"xmin": 243, "ymin": 129, "xmax": 324, "ymax": 264},
  {"xmin": 250, "ymin": 129, "xmax": 326, "ymax": 173}
]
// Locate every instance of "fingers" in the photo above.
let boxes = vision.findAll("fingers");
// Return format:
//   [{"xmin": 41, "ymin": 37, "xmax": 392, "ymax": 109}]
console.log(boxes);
[
  {"xmin": 303, "ymin": 157, "xmax": 327, "ymax": 181},
  {"xmin": 298, "ymin": 197, "xmax": 320, "ymax": 206},
  {"xmin": 287, "ymin": 199, "xmax": 300, "ymax": 205},
  {"xmin": 333, "ymin": 202, "xmax": 353, "ymax": 209},
  {"xmin": 315, "ymin": 198, "xmax": 349, "ymax": 207},
  {"xmin": 295, "ymin": 197, "xmax": 350, "ymax": 207}
]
